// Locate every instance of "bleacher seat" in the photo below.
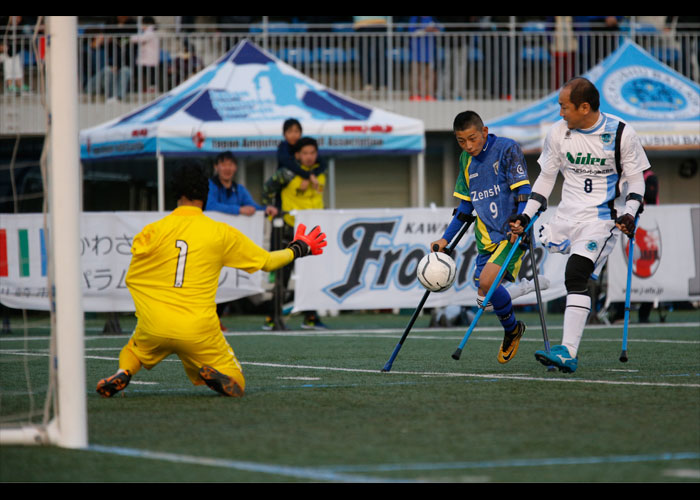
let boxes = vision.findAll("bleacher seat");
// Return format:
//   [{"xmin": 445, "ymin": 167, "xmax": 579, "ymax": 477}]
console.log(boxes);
[{"xmin": 276, "ymin": 47, "xmax": 314, "ymax": 64}]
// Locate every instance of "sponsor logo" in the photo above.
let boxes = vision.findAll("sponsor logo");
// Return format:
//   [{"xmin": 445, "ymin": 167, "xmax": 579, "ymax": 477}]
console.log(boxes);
[
  {"xmin": 602, "ymin": 65, "xmax": 700, "ymax": 120},
  {"xmin": 192, "ymin": 131, "xmax": 205, "ymax": 148},
  {"xmin": 471, "ymin": 184, "xmax": 501, "ymax": 201},
  {"xmin": 566, "ymin": 152, "xmax": 607, "ymax": 166},
  {"xmin": 626, "ymin": 224, "xmax": 661, "ymax": 278},
  {"xmin": 342, "ymin": 125, "xmax": 394, "ymax": 133}
]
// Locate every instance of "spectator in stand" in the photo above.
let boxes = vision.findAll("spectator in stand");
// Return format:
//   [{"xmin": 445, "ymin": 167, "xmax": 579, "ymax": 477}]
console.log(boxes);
[
  {"xmin": 1, "ymin": 16, "xmax": 33, "ymax": 94},
  {"xmin": 206, "ymin": 151, "xmax": 278, "ymax": 218},
  {"xmin": 87, "ymin": 16, "xmax": 138, "ymax": 102},
  {"xmin": 261, "ymin": 137, "xmax": 329, "ymax": 331},
  {"xmin": 130, "ymin": 16, "xmax": 159, "ymax": 93},
  {"xmin": 81, "ymin": 27, "xmax": 107, "ymax": 92},
  {"xmin": 408, "ymin": 16, "xmax": 441, "ymax": 101},
  {"xmin": 205, "ymin": 151, "xmax": 278, "ymax": 331},
  {"xmin": 353, "ymin": 16, "xmax": 390, "ymax": 92},
  {"xmin": 572, "ymin": 16, "xmax": 625, "ymax": 71},
  {"xmin": 217, "ymin": 16, "xmax": 257, "ymax": 52},
  {"xmin": 279, "ymin": 119, "xmax": 327, "ymax": 192}
]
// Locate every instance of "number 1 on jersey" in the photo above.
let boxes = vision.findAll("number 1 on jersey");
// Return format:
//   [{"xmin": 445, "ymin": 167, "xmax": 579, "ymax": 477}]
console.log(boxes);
[{"xmin": 174, "ymin": 240, "xmax": 188, "ymax": 287}]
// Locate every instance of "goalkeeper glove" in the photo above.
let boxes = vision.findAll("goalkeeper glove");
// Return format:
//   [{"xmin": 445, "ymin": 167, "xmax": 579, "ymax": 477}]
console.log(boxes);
[{"xmin": 287, "ymin": 224, "xmax": 327, "ymax": 258}]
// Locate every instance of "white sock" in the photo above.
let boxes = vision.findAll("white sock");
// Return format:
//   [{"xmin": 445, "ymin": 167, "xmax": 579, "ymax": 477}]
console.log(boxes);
[
  {"xmin": 562, "ymin": 293, "xmax": 591, "ymax": 358},
  {"xmin": 508, "ymin": 275, "xmax": 551, "ymax": 301},
  {"xmin": 480, "ymin": 276, "xmax": 551, "ymax": 311}
]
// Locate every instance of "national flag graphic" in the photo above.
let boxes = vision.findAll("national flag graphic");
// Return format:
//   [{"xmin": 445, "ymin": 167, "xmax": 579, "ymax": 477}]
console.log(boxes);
[{"xmin": 0, "ymin": 229, "xmax": 8, "ymax": 277}]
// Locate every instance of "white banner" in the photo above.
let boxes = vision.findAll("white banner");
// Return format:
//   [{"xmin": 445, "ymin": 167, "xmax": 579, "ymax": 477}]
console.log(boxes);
[
  {"xmin": 293, "ymin": 208, "xmax": 569, "ymax": 312},
  {"xmin": 605, "ymin": 204, "xmax": 700, "ymax": 303},
  {"xmin": 0, "ymin": 211, "xmax": 265, "ymax": 311}
]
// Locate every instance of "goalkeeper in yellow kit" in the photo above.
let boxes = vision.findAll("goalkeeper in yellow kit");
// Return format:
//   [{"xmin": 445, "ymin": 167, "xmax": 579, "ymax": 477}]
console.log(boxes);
[{"xmin": 96, "ymin": 163, "xmax": 327, "ymax": 398}]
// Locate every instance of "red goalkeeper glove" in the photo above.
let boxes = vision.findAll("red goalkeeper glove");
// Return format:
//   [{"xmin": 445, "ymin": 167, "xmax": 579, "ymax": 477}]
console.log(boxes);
[{"xmin": 287, "ymin": 224, "xmax": 327, "ymax": 258}]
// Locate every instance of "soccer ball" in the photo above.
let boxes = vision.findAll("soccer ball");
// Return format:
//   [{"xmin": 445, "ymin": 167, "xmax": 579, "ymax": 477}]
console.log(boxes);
[{"xmin": 416, "ymin": 252, "xmax": 457, "ymax": 292}]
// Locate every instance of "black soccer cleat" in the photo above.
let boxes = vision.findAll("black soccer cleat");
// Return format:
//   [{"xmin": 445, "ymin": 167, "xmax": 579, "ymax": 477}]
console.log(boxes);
[
  {"xmin": 497, "ymin": 321, "xmax": 526, "ymax": 364},
  {"xmin": 96, "ymin": 370, "xmax": 132, "ymax": 398},
  {"xmin": 199, "ymin": 365, "xmax": 244, "ymax": 397}
]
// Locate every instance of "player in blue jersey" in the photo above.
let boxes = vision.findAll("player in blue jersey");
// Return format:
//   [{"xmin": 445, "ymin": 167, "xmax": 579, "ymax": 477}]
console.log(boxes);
[{"xmin": 432, "ymin": 111, "xmax": 537, "ymax": 364}]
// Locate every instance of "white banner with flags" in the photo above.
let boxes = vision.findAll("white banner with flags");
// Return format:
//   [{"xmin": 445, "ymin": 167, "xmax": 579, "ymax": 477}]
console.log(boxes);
[
  {"xmin": 293, "ymin": 207, "xmax": 569, "ymax": 312},
  {"xmin": 605, "ymin": 204, "xmax": 700, "ymax": 303},
  {"xmin": 0, "ymin": 211, "xmax": 265, "ymax": 311},
  {"xmin": 2, "ymin": 205, "xmax": 697, "ymax": 313}
]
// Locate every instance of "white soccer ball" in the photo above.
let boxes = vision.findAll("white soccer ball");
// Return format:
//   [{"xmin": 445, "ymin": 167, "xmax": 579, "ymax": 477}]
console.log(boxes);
[{"xmin": 416, "ymin": 252, "xmax": 457, "ymax": 292}]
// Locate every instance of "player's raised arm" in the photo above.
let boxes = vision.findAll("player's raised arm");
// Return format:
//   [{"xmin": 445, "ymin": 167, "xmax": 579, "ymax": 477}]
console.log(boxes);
[{"xmin": 262, "ymin": 223, "xmax": 327, "ymax": 272}]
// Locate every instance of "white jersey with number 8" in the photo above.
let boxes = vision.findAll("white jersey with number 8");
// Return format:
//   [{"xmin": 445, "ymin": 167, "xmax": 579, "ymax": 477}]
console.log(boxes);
[{"xmin": 538, "ymin": 113, "xmax": 649, "ymax": 223}]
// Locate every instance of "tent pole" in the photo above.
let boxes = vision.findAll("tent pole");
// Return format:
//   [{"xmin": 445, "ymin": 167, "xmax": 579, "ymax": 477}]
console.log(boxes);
[
  {"xmin": 417, "ymin": 153, "xmax": 425, "ymax": 207},
  {"xmin": 157, "ymin": 153, "xmax": 165, "ymax": 211},
  {"xmin": 328, "ymin": 157, "xmax": 336, "ymax": 209}
]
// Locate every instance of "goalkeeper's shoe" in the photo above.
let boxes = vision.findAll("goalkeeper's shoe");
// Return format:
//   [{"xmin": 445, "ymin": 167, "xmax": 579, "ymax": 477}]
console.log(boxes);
[
  {"xmin": 199, "ymin": 365, "xmax": 244, "ymax": 397},
  {"xmin": 497, "ymin": 321, "xmax": 526, "ymax": 364},
  {"xmin": 535, "ymin": 345, "xmax": 578, "ymax": 373},
  {"xmin": 96, "ymin": 370, "xmax": 131, "ymax": 398}
]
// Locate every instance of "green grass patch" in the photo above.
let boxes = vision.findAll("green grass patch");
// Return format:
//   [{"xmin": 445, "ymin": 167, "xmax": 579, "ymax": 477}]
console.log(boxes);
[{"xmin": 1, "ymin": 311, "xmax": 699, "ymax": 482}]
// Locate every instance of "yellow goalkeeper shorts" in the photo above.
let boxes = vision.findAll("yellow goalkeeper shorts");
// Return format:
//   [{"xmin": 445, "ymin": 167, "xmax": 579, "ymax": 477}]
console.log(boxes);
[{"xmin": 122, "ymin": 326, "xmax": 245, "ymax": 391}]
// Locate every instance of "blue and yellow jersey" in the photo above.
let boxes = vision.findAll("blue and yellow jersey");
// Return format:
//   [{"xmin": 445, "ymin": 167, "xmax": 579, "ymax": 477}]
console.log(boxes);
[
  {"xmin": 125, "ymin": 206, "xmax": 270, "ymax": 339},
  {"xmin": 453, "ymin": 134, "xmax": 530, "ymax": 254}
]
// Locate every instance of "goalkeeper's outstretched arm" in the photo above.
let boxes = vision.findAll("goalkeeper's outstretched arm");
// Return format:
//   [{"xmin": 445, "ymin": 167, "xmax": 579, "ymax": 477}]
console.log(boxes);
[{"xmin": 262, "ymin": 224, "xmax": 327, "ymax": 272}]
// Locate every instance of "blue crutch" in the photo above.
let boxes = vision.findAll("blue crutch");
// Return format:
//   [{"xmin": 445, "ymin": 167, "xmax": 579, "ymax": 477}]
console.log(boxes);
[{"xmin": 452, "ymin": 212, "xmax": 541, "ymax": 361}]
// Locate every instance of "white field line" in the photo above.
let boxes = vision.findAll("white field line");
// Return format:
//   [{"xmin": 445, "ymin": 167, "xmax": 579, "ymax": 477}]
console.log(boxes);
[
  {"xmin": 83, "ymin": 444, "xmax": 700, "ymax": 482},
  {"xmin": 86, "ymin": 444, "xmax": 412, "ymax": 483},
  {"xmin": 3, "ymin": 349, "xmax": 698, "ymax": 389},
  {"xmin": 1, "ymin": 321, "xmax": 699, "ymax": 345}
]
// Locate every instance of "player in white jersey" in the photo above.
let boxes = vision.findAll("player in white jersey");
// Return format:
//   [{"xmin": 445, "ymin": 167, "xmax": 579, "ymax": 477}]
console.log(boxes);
[{"xmin": 509, "ymin": 77, "xmax": 648, "ymax": 373}]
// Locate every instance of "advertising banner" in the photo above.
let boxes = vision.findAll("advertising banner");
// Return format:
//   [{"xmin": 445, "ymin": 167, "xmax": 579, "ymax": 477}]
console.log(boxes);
[{"xmin": 0, "ymin": 211, "xmax": 265, "ymax": 311}]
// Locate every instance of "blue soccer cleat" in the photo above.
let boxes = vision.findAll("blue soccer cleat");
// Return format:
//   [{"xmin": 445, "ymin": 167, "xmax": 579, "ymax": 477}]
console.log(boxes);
[{"xmin": 535, "ymin": 344, "xmax": 578, "ymax": 373}]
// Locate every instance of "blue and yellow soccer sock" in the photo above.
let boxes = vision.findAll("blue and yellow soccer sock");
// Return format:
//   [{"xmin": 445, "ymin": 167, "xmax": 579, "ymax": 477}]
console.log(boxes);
[{"xmin": 490, "ymin": 284, "xmax": 517, "ymax": 333}]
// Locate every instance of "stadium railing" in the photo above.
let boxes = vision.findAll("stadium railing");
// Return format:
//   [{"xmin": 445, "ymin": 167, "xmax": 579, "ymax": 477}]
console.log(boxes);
[{"xmin": 1, "ymin": 20, "xmax": 698, "ymax": 135}]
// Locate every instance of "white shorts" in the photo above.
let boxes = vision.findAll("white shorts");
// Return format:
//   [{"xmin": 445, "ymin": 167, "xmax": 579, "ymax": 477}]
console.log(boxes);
[
  {"xmin": 538, "ymin": 213, "xmax": 618, "ymax": 280},
  {"xmin": 3, "ymin": 53, "xmax": 23, "ymax": 81}
]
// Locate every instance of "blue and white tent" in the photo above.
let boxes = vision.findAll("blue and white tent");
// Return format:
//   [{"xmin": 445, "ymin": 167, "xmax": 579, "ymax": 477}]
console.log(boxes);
[
  {"xmin": 80, "ymin": 39, "xmax": 425, "ymax": 159},
  {"xmin": 80, "ymin": 39, "xmax": 425, "ymax": 210},
  {"xmin": 488, "ymin": 39, "xmax": 700, "ymax": 153}
]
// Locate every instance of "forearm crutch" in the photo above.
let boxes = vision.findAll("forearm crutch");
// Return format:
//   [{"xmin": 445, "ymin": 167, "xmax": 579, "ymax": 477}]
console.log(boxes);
[
  {"xmin": 525, "ymin": 226, "xmax": 555, "ymax": 371},
  {"xmin": 452, "ymin": 213, "xmax": 541, "ymax": 361},
  {"xmin": 620, "ymin": 214, "xmax": 641, "ymax": 363},
  {"xmin": 381, "ymin": 213, "xmax": 476, "ymax": 372}
]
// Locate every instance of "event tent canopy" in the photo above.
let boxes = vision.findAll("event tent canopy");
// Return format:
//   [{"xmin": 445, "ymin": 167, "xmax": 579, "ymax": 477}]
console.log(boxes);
[
  {"xmin": 80, "ymin": 39, "xmax": 426, "ymax": 209},
  {"xmin": 488, "ymin": 39, "xmax": 700, "ymax": 153}
]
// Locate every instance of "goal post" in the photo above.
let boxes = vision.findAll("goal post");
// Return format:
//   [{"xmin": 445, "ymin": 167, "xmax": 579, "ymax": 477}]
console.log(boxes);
[{"xmin": 0, "ymin": 16, "xmax": 87, "ymax": 449}]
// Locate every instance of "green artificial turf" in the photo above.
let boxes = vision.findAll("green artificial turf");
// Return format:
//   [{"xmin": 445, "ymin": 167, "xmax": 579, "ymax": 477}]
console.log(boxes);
[{"xmin": 1, "ymin": 310, "xmax": 698, "ymax": 482}]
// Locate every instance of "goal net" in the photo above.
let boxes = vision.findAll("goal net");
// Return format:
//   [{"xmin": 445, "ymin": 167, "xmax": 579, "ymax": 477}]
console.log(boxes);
[{"xmin": 0, "ymin": 16, "xmax": 87, "ymax": 448}]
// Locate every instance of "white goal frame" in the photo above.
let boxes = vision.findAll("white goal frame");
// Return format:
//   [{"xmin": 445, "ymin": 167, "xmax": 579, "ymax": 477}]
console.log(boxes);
[{"xmin": 0, "ymin": 16, "xmax": 87, "ymax": 449}]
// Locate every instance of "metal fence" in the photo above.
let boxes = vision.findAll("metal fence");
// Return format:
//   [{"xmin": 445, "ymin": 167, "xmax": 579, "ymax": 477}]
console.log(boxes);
[{"xmin": 2, "ymin": 21, "xmax": 699, "ymax": 134}]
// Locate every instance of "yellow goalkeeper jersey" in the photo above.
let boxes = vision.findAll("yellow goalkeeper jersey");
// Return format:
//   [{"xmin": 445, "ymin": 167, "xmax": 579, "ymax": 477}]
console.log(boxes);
[{"xmin": 125, "ymin": 205, "xmax": 269, "ymax": 339}]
